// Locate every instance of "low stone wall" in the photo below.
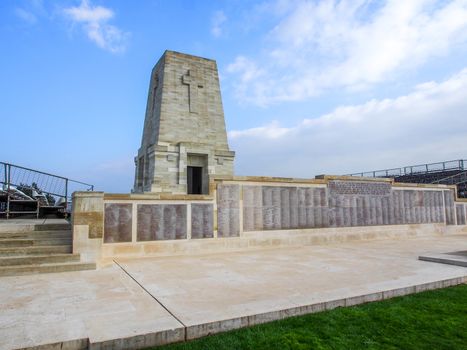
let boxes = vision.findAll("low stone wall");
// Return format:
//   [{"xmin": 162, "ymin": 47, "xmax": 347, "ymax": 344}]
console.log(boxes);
[{"xmin": 72, "ymin": 176, "xmax": 467, "ymax": 265}]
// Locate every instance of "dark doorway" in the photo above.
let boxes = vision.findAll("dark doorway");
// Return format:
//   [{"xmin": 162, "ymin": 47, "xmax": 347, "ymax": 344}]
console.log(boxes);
[{"xmin": 187, "ymin": 166, "xmax": 203, "ymax": 194}]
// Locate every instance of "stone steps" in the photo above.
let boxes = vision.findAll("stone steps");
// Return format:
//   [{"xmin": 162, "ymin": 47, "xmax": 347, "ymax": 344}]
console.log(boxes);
[
  {"xmin": 0, "ymin": 230, "xmax": 72, "ymax": 239},
  {"xmin": 0, "ymin": 261, "xmax": 96, "ymax": 277},
  {"xmin": 0, "ymin": 239, "xmax": 33, "ymax": 247},
  {"xmin": 34, "ymin": 223, "xmax": 71, "ymax": 231},
  {"xmin": 0, "ymin": 237, "xmax": 72, "ymax": 247},
  {"xmin": 0, "ymin": 222, "xmax": 71, "ymax": 234},
  {"xmin": 0, "ymin": 253, "xmax": 81, "ymax": 266},
  {"xmin": 0, "ymin": 220, "xmax": 95, "ymax": 276},
  {"xmin": 0, "ymin": 245, "xmax": 72, "ymax": 256}
]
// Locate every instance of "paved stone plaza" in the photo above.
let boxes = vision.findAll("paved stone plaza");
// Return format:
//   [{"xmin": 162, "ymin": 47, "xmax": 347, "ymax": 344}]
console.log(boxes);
[{"xmin": 1, "ymin": 233, "xmax": 466, "ymax": 350}]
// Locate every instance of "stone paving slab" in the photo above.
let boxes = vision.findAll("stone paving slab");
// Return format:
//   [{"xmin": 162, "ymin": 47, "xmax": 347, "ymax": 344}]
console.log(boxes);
[
  {"xmin": 116, "ymin": 234, "xmax": 467, "ymax": 340},
  {"xmin": 0, "ymin": 234, "xmax": 466, "ymax": 349},
  {"xmin": 0, "ymin": 265, "xmax": 183, "ymax": 350}
]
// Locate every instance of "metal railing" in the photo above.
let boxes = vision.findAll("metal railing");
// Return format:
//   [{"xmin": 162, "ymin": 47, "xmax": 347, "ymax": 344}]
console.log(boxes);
[
  {"xmin": 346, "ymin": 159, "xmax": 466, "ymax": 178},
  {"xmin": 0, "ymin": 162, "xmax": 94, "ymax": 218}
]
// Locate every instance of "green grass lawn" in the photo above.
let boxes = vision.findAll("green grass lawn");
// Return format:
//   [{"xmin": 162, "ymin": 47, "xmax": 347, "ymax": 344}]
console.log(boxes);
[{"xmin": 154, "ymin": 284, "xmax": 467, "ymax": 350}]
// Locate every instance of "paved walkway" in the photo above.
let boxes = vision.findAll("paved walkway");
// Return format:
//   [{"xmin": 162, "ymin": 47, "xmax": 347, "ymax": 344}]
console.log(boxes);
[{"xmin": 1, "ymin": 234, "xmax": 466, "ymax": 349}]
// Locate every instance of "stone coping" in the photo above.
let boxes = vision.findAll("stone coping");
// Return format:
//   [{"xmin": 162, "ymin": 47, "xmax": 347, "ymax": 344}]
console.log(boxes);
[
  {"xmin": 213, "ymin": 174, "xmax": 454, "ymax": 189},
  {"xmin": 72, "ymin": 175, "xmax": 459, "ymax": 201},
  {"xmin": 102, "ymin": 193, "xmax": 214, "ymax": 201}
]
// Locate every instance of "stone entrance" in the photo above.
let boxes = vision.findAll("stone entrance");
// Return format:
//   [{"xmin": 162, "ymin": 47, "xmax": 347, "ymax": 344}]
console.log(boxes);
[
  {"xmin": 133, "ymin": 51, "xmax": 235, "ymax": 194},
  {"xmin": 187, "ymin": 153, "xmax": 207, "ymax": 194}
]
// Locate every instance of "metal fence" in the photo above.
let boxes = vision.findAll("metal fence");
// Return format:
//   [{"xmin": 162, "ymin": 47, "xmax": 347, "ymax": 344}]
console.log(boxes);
[
  {"xmin": 0, "ymin": 162, "xmax": 94, "ymax": 218},
  {"xmin": 347, "ymin": 159, "xmax": 466, "ymax": 178}
]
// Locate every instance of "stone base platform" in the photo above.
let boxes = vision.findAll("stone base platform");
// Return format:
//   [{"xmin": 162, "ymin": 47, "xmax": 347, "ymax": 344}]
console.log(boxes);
[{"xmin": 1, "ymin": 234, "xmax": 466, "ymax": 350}]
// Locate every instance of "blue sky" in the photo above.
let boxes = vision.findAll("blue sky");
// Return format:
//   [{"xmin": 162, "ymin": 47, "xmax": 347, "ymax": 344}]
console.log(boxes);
[{"xmin": 1, "ymin": 0, "xmax": 467, "ymax": 193}]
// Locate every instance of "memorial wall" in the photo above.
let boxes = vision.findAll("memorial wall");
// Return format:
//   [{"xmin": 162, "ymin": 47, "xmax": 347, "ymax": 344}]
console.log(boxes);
[
  {"xmin": 72, "ymin": 176, "xmax": 467, "ymax": 263},
  {"xmin": 216, "ymin": 179, "xmax": 460, "ymax": 237}
]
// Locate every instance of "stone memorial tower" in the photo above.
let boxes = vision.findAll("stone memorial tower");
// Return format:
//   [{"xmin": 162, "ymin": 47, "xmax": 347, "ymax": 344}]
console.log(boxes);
[{"xmin": 133, "ymin": 50, "xmax": 235, "ymax": 194}]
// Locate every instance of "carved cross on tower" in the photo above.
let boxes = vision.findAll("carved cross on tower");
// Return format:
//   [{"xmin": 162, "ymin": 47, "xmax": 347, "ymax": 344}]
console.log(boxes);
[
  {"xmin": 182, "ymin": 69, "xmax": 203, "ymax": 114},
  {"xmin": 151, "ymin": 74, "xmax": 159, "ymax": 115}
]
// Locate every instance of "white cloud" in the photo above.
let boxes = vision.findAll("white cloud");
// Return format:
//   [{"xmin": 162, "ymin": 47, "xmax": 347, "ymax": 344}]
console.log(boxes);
[
  {"xmin": 211, "ymin": 10, "xmax": 227, "ymax": 38},
  {"xmin": 227, "ymin": 0, "xmax": 467, "ymax": 105},
  {"xmin": 63, "ymin": 0, "xmax": 129, "ymax": 53},
  {"xmin": 229, "ymin": 67, "xmax": 467, "ymax": 177}
]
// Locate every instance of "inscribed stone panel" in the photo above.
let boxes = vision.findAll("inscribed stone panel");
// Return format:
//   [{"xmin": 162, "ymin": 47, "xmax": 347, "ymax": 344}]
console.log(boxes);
[
  {"xmin": 217, "ymin": 184, "xmax": 240, "ymax": 237},
  {"xmin": 104, "ymin": 203, "xmax": 132, "ymax": 243},
  {"xmin": 328, "ymin": 181, "xmax": 389, "ymax": 227},
  {"xmin": 137, "ymin": 204, "xmax": 187, "ymax": 241},
  {"xmin": 280, "ymin": 187, "xmax": 298, "ymax": 229},
  {"xmin": 328, "ymin": 180, "xmax": 391, "ymax": 196},
  {"xmin": 191, "ymin": 204, "xmax": 213, "ymax": 238},
  {"xmin": 444, "ymin": 190, "xmax": 456, "ymax": 225},
  {"xmin": 262, "ymin": 187, "xmax": 282, "ymax": 230},
  {"xmin": 242, "ymin": 186, "xmax": 263, "ymax": 231},
  {"xmin": 316, "ymin": 188, "xmax": 329, "ymax": 227},
  {"xmin": 456, "ymin": 204, "xmax": 466, "ymax": 226}
]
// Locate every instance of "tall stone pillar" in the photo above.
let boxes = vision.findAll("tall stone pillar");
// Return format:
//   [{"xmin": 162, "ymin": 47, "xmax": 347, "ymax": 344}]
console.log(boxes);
[{"xmin": 133, "ymin": 50, "xmax": 235, "ymax": 194}]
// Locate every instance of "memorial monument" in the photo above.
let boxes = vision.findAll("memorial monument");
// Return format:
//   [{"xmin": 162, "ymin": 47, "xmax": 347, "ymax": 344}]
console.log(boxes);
[{"xmin": 133, "ymin": 50, "xmax": 235, "ymax": 194}]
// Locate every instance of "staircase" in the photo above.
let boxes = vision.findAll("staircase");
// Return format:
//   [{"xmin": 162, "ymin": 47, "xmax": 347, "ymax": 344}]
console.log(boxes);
[{"xmin": 0, "ymin": 221, "xmax": 95, "ymax": 277}]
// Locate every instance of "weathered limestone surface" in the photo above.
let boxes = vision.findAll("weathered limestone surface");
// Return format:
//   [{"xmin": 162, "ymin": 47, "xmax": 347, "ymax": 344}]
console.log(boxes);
[
  {"xmin": 217, "ymin": 184, "xmax": 240, "ymax": 237},
  {"xmin": 73, "ymin": 192, "xmax": 104, "ymax": 239},
  {"xmin": 191, "ymin": 204, "xmax": 213, "ymax": 239},
  {"xmin": 104, "ymin": 204, "xmax": 132, "ymax": 243},
  {"xmin": 134, "ymin": 51, "xmax": 235, "ymax": 194},
  {"xmin": 137, "ymin": 204, "xmax": 187, "ymax": 241}
]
